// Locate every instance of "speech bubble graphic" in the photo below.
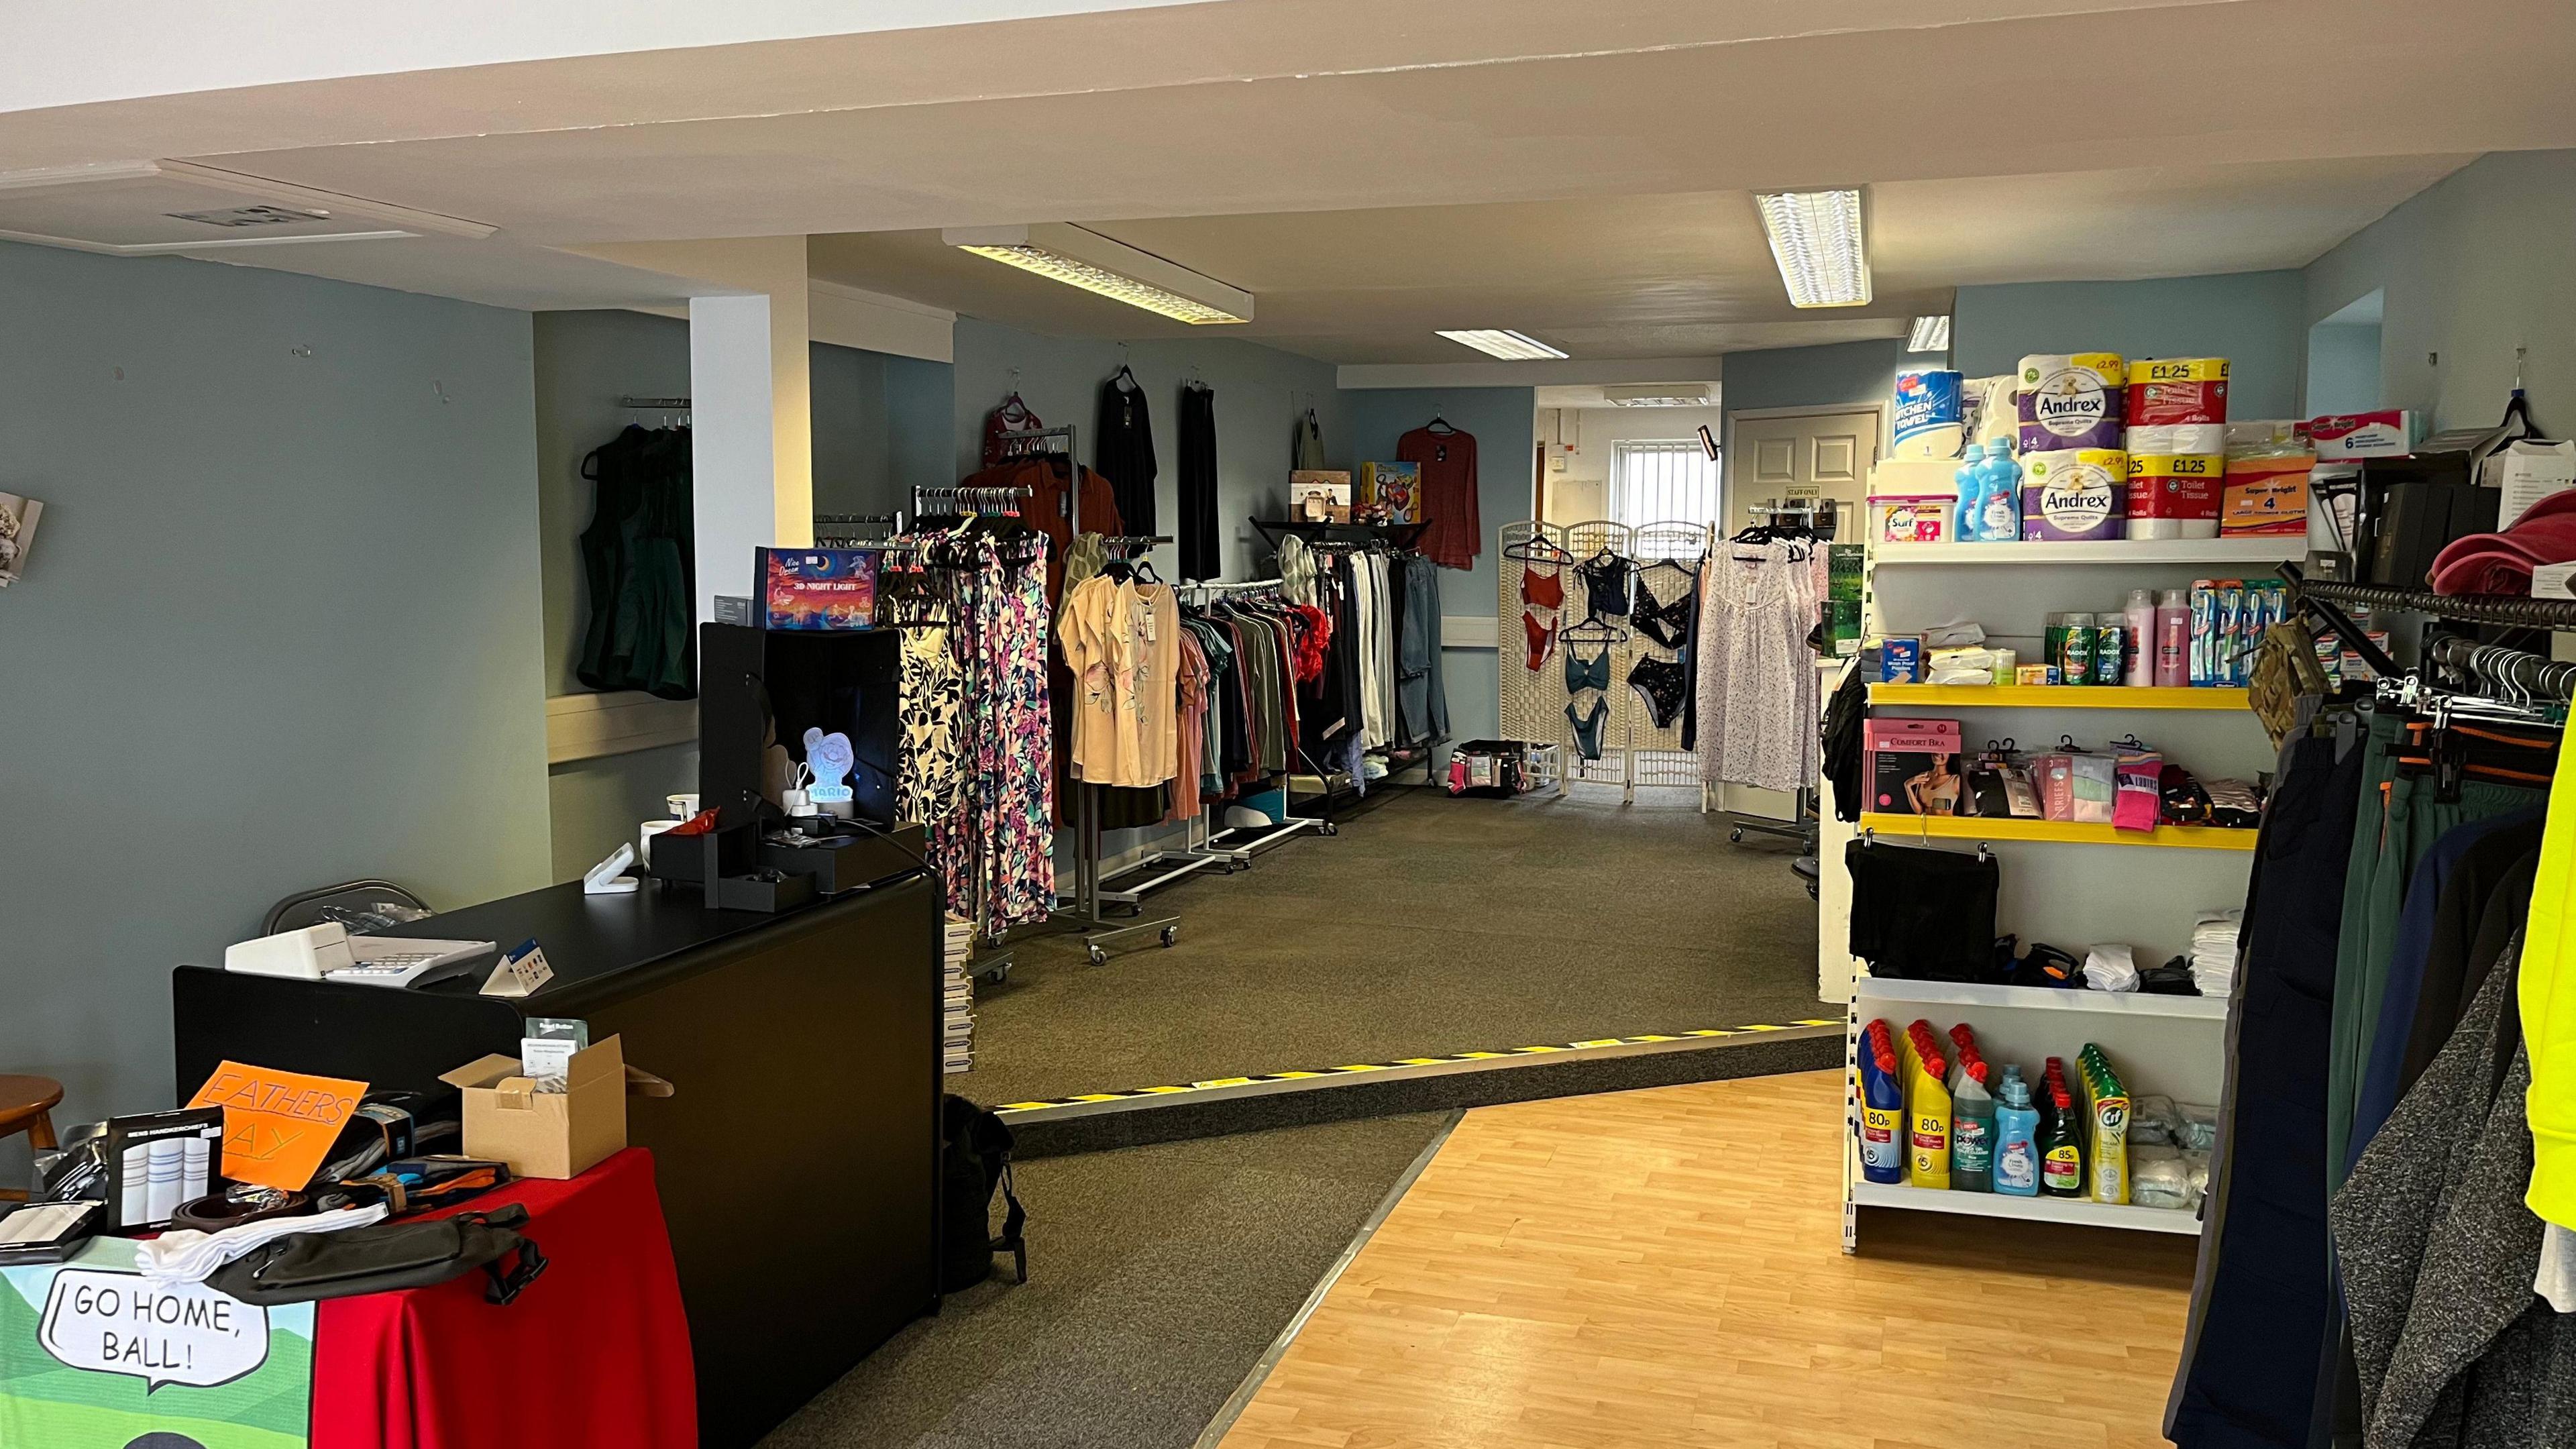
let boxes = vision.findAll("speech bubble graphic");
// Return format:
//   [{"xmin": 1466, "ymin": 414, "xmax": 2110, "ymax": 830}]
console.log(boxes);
[{"xmin": 38, "ymin": 1269, "xmax": 270, "ymax": 1391}]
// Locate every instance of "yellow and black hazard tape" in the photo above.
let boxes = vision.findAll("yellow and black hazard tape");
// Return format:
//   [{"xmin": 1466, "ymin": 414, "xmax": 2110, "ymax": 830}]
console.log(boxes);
[{"xmin": 992, "ymin": 1019, "xmax": 1843, "ymax": 1114}]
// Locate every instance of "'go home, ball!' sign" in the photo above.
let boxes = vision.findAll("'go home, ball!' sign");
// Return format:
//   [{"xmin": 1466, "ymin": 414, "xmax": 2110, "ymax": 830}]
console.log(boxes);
[{"xmin": 38, "ymin": 1270, "xmax": 271, "ymax": 1391}]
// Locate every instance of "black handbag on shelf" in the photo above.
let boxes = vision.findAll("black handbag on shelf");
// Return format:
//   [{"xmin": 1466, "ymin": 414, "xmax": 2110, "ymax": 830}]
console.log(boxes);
[{"xmin": 206, "ymin": 1205, "xmax": 547, "ymax": 1306}]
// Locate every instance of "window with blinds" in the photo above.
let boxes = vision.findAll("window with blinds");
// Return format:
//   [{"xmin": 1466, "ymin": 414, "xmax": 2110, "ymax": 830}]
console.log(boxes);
[{"xmin": 1609, "ymin": 439, "xmax": 1722, "ymax": 527}]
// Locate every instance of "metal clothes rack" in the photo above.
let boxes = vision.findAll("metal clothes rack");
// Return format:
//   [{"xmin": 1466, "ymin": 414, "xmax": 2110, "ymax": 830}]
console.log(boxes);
[
  {"xmin": 1173, "ymin": 578, "xmax": 1332, "ymax": 862},
  {"xmin": 1287, "ymin": 537, "xmax": 1446, "ymax": 826},
  {"xmin": 895, "ymin": 506, "xmax": 1038, "ymax": 984},
  {"xmin": 989, "ymin": 422, "xmax": 1183, "ymax": 966},
  {"xmin": 2426, "ymin": 635, "xmax": 2576, "ymax": 707},
  {"xmin": 619, "ymin": 395, "xmax": 692, "ymax": 427},
  {"xmin": 813, "ymin": 513, "xmax": 901, "ymax": 546}
]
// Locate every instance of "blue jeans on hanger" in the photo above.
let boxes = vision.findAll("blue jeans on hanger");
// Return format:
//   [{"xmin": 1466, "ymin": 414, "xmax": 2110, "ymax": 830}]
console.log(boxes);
[{"xmin": 1398, "ymin": 555, "xmax": 1448, "ymax": 745}]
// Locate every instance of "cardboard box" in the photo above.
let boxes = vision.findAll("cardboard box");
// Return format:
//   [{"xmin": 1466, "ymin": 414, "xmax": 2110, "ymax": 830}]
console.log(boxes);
[
  {"xmin": 1289, "ymin": 471, "xmax": 1351, "ymax": 524},
  {"xmin": 440, "ymin": 1035, "xmax": 672, "ymax": 1180},
  {"xmin": 2307, "ymin": 410, "xmax": 2416, "ymax": 460},
  {"xmin": 1863, "ymin": 718, "xmax": 1966, "ymax": 816}
]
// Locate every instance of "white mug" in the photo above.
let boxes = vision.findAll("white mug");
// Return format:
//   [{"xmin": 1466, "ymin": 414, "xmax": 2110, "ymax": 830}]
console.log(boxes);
[
  {"xmin": 666, "ymin": 792, "xmax": 700, "ymax": 819},
  {"xmin": 640, "ymin": 819, "xmax": 681, "ymax": 864}
]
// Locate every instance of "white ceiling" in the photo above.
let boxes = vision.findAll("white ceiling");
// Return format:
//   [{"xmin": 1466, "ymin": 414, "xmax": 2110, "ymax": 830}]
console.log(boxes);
[
  {"xmin": 0, "ymin": 0, "xmax": 2560, "ymax": 358},
  {"xmin": 808, "ymin": 154, "xmax": 2467, "ymax": 362}
]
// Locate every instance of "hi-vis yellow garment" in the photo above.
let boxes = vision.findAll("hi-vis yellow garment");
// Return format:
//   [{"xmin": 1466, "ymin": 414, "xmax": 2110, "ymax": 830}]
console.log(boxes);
[{"xmin": 2526, "ymin": 740, "xmax": 2576, "ymax": 1228}]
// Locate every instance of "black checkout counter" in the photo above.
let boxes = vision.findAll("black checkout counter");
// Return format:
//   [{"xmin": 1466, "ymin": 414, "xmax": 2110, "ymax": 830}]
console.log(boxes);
[
  {"xmin": 173, "ymin": 625, "xmax": 941, "ymax": 1448},
  {"xmin": 174, "ymin": 870, "xmax": 938, "ymax": 1447}
]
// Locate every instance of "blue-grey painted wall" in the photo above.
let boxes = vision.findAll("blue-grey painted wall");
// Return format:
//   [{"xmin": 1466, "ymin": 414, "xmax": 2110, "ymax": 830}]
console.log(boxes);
[
  {"xmin": 2304, "ymin": 150, "xmax": 2576, "ymax": 434},
  {"xmin": 949, "ymin": 317, "xmax": 1346, "ymax": 584},
  {"xmin": 0, "ymin": 239, "xmax": 553, "ymax": 1133},
  {"xmin": 1721, "ymin": 337, "xmax": 1911, "ymax": 419},
  {"xmin": 2306, "ymin": 323, "xmax": 2383, "ymax": 415},
  {"xmin": 1344, "ymin": 386, "xmax": 1537, "ymax": 752},
  {"xmin": 1953, "ymin": 272, "xmax": 2308, "ymax": 419},
  {"xmin": 531, "ymin": 309, "xmax": 701, "ymax": 883},
  {"xmin": 883, "ymin": 352, "xmax": 956, "ymax": 508},
  {"xmin": 810, "ymin": 341, "xmax": 892, "ymax": 515}
]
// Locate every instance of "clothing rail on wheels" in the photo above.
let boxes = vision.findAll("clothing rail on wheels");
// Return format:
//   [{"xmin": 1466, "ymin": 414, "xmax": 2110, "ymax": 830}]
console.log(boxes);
[{"xmin": 989, "ymin": 423, "xmax": 1181, "ymax": 967}]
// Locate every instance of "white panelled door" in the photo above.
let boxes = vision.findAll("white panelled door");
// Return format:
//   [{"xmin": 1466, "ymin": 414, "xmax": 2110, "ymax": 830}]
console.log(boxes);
[{"xmin": 1716, "ymin": 409, "xmax": 1878, "ymax": 824}]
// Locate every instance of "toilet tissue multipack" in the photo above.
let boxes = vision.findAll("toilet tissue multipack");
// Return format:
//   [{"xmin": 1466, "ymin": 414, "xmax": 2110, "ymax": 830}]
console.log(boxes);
[
  {"xmin": 2017, "ymin": 353, "xmax": 2126, "ymax": 453},
  {"xmin": 2021, "ymin": 448, "xmax": 2128, "ymax": 541},
  {"xmin": 2124, "ymin": 423, "xmax": 2228, "ymax": 539},
  {"xmin": 2127, "ymin": 358, "xmax": 2230, "ymax": 427}
]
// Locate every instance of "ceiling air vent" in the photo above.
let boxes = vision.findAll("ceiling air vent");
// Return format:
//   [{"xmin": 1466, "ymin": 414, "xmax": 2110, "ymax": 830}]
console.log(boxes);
[
  {"xmin": 165, "ymin": 204, "xmax": 335, "ymax": 229},
  {"xmin": 0, "ymin": 160, "xmax": 490, "ymax": 255},
  {"xmin": 1602, "ymin": 384, "xmax": 1713, "ymax": 408}
]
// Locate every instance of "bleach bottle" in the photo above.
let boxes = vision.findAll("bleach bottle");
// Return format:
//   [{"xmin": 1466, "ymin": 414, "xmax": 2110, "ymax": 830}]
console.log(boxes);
[
  {"xmin": 1978, "ymin": 437, "xmax": 2023, "ymax": 543},
  {"xmin": 1952, "ymin": 443, "xmax": 1988, "ymax": 541},
  {"xmin": 1856, "ymin": 1022, "xmax": 1905, "ymax": 1185},
  {"xmin": 1993, "ymin": 1066, "xmax": 2041, "ymax": 1197}
]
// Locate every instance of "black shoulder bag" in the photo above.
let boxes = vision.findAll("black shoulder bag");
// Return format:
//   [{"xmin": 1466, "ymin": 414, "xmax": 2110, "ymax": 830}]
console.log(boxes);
[{"xmin": 207, "ymin": 1205, "xmax": 547, "ymax": 1306}]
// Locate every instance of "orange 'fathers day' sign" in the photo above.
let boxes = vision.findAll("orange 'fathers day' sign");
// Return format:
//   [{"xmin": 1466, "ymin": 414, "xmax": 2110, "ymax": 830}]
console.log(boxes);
[{"xmin": 186, "ymin": 1061, "xmax": 369, "ymax": 1191}]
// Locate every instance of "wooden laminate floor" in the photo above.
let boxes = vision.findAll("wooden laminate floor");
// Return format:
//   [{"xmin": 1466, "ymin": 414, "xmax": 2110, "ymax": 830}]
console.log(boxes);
[{"xmin": 1217, "ymin": 1071, "xmax": 2198, "ymax": 1449}]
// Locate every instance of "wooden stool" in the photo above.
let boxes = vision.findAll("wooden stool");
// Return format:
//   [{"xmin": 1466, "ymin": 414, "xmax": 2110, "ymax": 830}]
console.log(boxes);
[{"xmin": 0, "ymin": 1075, "xmax": 63, "ymax": 1203}]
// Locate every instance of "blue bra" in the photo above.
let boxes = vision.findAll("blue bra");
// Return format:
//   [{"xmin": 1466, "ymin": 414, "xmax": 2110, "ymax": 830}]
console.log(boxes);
[{"xmin": 1564, "ymin": 645, "xmax": 1611, "ymax": 694}]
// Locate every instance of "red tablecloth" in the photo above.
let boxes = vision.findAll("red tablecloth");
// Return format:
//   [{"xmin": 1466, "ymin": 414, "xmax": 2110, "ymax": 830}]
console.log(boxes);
[{"xmin": 311, "ymin": 1147, "xmax": 696, "ymax": 1449}]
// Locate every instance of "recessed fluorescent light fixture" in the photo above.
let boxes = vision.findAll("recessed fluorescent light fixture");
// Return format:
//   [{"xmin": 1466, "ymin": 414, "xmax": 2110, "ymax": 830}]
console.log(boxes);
[
  {"xmin": 1907, "ymin": 315, "xmax": 1952, "ymax": 352},
  {"xmin": 942, "ymin": 223, "xmax": 1252, "ymax": 325},
  {"xmin": 1436, "ymin": 329, "xmax": 1568, "ymax": 360},
  {"xmin": 1754, "ymin": 189, "xmax": 1870, "ymax": 308}
]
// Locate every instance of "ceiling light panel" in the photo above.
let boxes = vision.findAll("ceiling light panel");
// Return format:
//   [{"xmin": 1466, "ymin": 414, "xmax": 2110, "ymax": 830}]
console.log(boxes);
[
  {"xmin": 1436, "ymin": 329, "xmax": 1568, "ymax": 360},
  {"xmin": 1908, "ymin": 315, "xmax": 1952, "ymax": 352},
  {"xmin": 1755, "ymin": 189, "xmax": 1870, "ymax": 308},
  {"xmin": 943, "ymin": 223, "xmax": 1251, "ymax": 325}
]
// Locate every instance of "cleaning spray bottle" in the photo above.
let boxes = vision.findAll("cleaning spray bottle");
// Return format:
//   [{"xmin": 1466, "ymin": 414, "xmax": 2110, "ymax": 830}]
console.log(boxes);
[
  {"xmin": 1993, "ymin": 1066, "xmax": 2041, "ymax": 1197},
  {"xmin": 1856, "ymin": 1021, "xmax": 1905, "ymax": 1185},
  {"xmin": 1951, "ymin": 1059, "xmax": 1996, "ymax": 1193},
  {"xmin": 1953, "ymin": 443, "xmax": 1989, "ymax": 541}
]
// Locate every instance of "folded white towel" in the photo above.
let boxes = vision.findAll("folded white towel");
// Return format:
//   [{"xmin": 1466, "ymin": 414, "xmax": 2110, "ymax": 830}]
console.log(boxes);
[
  {"xmin": 134, "ymin": 1201, "xmax": 388, "ymax": 1283},
  {"xmin": 2084, "ymin": 944, "xmax": 2139, "ymax": 993}
]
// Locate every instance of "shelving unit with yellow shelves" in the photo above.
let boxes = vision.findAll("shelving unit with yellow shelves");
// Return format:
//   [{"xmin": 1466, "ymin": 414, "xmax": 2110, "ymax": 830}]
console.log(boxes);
[
  {"xmin": 1819, "ymin": 458, "xmax": 2279, "ymax": 1008},
  {"xmin": 1869, "ymin": 684, "xmax": 2251, "ymax": 711},
  {"xmin": 1855, "ymin": 814, "xmax": 2259, "ymax": 852}
]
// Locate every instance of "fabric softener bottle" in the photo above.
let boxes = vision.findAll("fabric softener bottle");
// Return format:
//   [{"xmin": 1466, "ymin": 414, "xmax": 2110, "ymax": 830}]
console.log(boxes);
[{"xmin": 1993, "ymin": 1067, "xmax": 2041, "ymax": 1197}]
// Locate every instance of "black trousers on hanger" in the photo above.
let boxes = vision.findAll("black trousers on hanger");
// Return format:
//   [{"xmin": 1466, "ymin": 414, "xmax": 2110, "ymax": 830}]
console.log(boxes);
[
  {"xmin": 1178, "ymin": 384, "xmax": 1219, "ymax": 581},
  {"xmin": 2167, "ymin": 729, "xmax": 2366, "ymax": 1449}
]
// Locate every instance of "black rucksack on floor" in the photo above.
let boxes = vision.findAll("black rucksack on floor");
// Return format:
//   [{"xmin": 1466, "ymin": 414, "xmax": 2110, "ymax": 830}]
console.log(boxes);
[{"xmin": 940, "ymin": 1094, "xmax": 1027, "ymax": 1292}]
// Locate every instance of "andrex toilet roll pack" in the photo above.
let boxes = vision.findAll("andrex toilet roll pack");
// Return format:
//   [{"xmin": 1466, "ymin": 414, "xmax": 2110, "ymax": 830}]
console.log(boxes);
[{"xmin": 2017, "ymin": 354, "xmax": 2127, "ymax": 452}]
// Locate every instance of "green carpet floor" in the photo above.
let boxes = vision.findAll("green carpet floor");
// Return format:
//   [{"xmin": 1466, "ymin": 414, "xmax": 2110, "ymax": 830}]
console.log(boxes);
[
  {"xmin": 757, "ymin": 1112, "xmax": 1450, "ymax": 1449},
  {"xmin": 959, "ymin": 785, "xmax": 1822, "ymax": 1107}
]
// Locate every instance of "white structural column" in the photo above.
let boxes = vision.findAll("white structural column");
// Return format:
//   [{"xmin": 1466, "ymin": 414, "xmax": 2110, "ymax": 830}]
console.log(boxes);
[
  {"xmin": 688, "ymin": 285, "xmax": 812, "ymax": 619},
  {"xmin": 576, "ymin": 235, "xmax": 816, "ymax": 621}
]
